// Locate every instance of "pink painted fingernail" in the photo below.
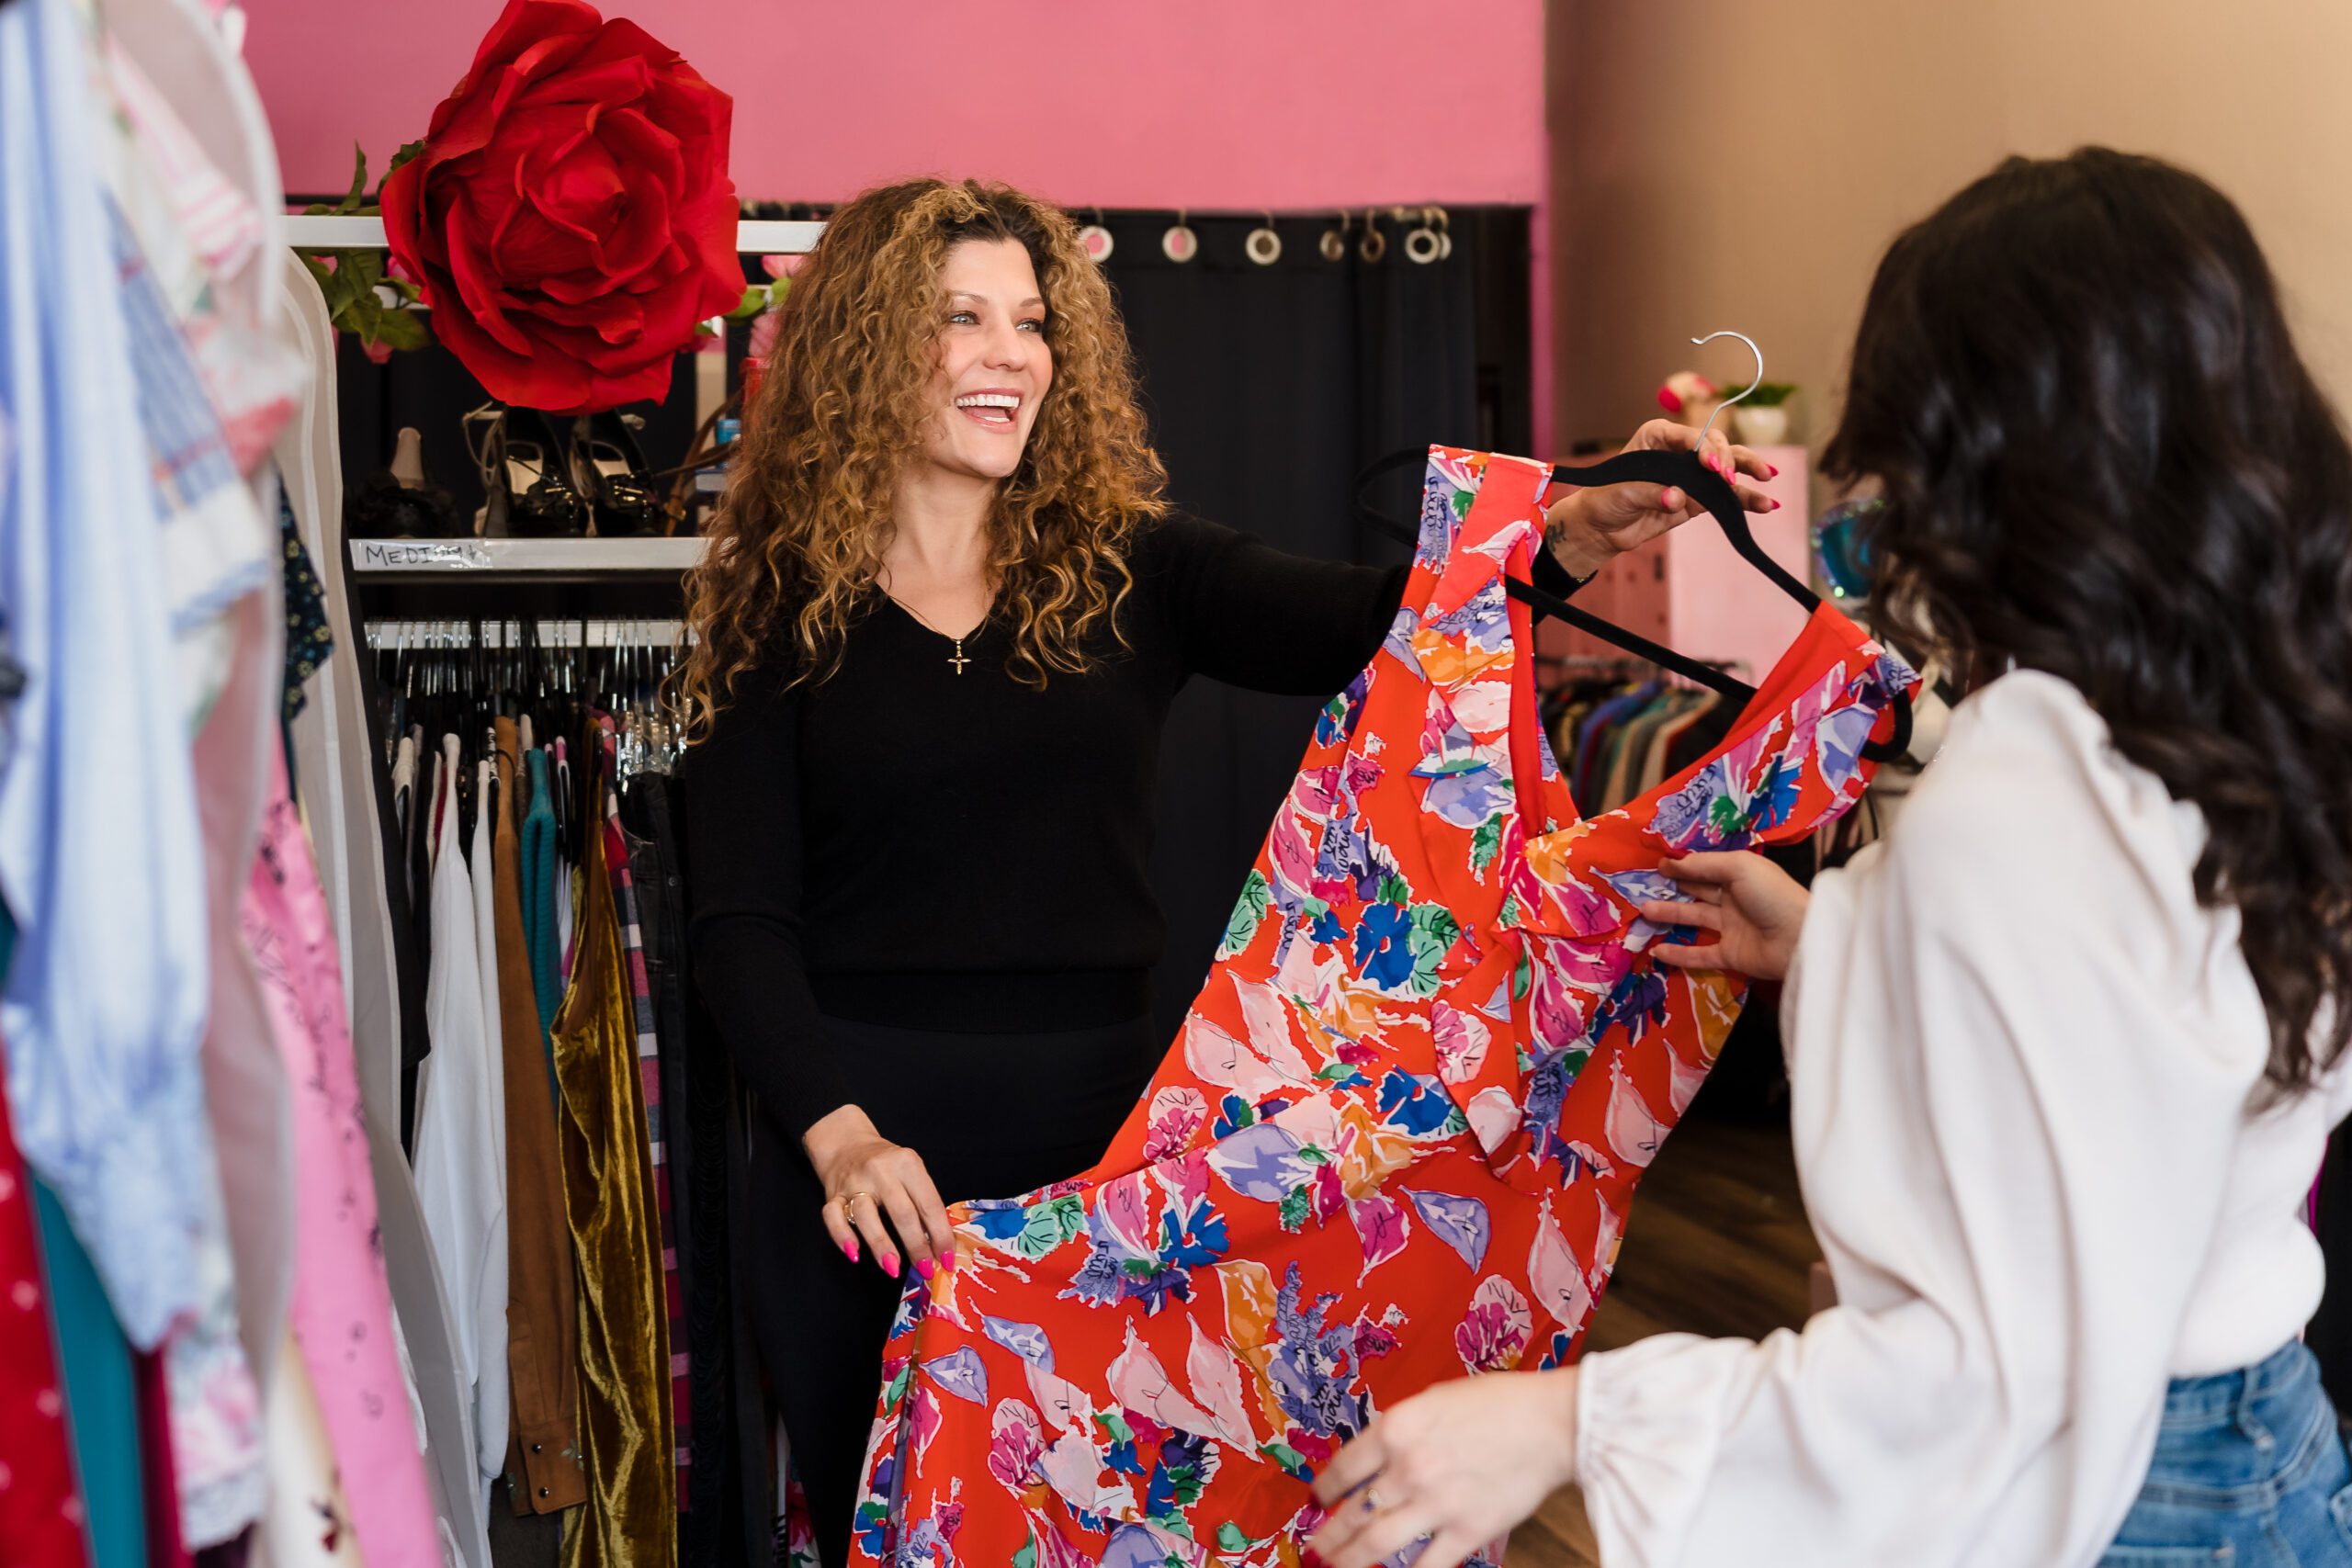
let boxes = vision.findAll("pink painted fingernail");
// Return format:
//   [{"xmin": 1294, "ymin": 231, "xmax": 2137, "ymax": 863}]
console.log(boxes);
[
  {"xmin": 1768, "ymin": 462, "xmax": 1781, "ymax": 478},
  {"xmin": 1770, "ymin": 498, "xmax": 1783, "ymax": 510},
  {"xmin": 882, "ymin": 1254, "xmax": 901, "ymax": 1280},
  {"xmin": 843, "ymin": 1239, "xmax": 859, "ymax": 1264},
  {"xmin": 916, "ymin": 1258, "xmax": 936, "ymax": 1283}
]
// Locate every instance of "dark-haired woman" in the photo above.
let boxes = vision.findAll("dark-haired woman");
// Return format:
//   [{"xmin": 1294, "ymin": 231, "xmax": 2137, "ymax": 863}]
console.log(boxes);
[{"xmin": 1307, "ymin": 148, "xmax": 2352, "ymax": 1568}]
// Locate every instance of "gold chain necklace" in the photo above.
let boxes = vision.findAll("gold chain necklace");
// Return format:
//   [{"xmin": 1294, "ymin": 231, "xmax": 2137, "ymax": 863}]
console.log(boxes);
[{"xmin": 888, "ymin": 593, "xmax": 979, "ymax": 675}]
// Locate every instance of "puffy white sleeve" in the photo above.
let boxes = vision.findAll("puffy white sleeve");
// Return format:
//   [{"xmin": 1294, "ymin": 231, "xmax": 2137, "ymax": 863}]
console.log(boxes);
[{"xmin": 1571, "ymin": 674, "xmax": 2271, "ymax": 1568}]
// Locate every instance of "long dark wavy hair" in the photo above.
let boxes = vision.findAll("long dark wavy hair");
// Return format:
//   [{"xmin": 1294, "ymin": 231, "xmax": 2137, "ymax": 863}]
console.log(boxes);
[{"xmin": 1826, "ymin": 147, "xmax": 2352, "ymax": 1097}]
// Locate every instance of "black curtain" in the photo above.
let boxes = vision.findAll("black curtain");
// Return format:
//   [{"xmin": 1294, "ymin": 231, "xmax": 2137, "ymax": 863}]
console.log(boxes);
[
  {"xmin": 1091, "ymin": 208, "xmax": 1532, "ymax": 1042},
  {"xmin": 315, "ymin": 198, "xmax": 1532, "ymax": 1046}
]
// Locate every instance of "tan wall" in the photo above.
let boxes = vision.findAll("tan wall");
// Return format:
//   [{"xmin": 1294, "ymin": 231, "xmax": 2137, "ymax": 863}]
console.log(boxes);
[{"xmin": 1548, "ymin": 0, "xmax": 2352, "ymax": 463}]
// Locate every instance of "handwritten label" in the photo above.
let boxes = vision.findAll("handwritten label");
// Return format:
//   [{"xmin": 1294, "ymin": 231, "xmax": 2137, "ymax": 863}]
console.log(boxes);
[{"xmin": 353, "ymin": 539, "xmax": 495, "ymax": 572}]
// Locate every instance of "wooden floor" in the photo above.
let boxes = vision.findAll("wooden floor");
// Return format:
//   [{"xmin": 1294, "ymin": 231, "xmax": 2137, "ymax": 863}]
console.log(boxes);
[{"xmin": 1504, "ymin": 1117, "xmax": 1823, "ymax": 1568}]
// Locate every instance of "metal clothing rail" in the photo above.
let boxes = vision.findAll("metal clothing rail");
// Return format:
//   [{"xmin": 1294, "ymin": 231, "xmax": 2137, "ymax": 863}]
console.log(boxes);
[{"xmin": 280, "ymin": 214, "xmax": 824, "ymax": 254}]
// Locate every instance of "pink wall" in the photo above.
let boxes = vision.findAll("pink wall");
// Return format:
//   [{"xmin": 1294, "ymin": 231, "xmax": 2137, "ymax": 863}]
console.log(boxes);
[
  {"xmin": 240, "ymin": 0, "xmax": 1550, "ymax": 432},
  {"xmin": 243, "ymin": 1, "xmax": 1543, "ymax": 209}
]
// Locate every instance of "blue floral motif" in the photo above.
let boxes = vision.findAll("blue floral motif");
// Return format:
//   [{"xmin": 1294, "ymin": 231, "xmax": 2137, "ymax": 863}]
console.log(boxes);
[
  {"xmin": 1376, "ymin": 1069, "xmax": 1457, "ymax": 1135},
  {"xmin": 1353, "ymin": 902, "xmax": 1414, "ymax": 988},
  {"xmin": 1749, "ymin": 756, "xmax": 1801, "ymax": 829}
]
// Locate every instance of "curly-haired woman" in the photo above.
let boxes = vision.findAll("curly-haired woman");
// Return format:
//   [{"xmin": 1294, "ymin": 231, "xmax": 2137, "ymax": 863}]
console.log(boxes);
[
  {"xmin": 1306, "ymin": 149, "xmax": 2352, "ymax": 1568},
  {"xmin": 679, "ymin": 177, "xmax": 1777, "ymax": 1565}
]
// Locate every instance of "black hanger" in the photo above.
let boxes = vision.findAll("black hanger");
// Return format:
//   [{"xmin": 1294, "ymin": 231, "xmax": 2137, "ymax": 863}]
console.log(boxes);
[{"xmin": 1352, "ymin": 446, "xmax": 1911, "ymax": 763}]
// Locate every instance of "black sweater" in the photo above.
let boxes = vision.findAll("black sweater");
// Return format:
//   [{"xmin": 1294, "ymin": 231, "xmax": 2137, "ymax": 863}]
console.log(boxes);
[{"xmin": 682, "ymin": 512, "xmax": 1582, "ymax": 1138}]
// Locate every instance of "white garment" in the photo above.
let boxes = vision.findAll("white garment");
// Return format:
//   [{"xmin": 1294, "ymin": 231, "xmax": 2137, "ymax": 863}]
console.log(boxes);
[
  {"xmin": 468, "ymin": 750, "xmax": 510, "ymax": 1514},
  {"xmin": 412, "ymin": 737, "xmax": 508, "ymax": 1551},
  {"xmin": 1574, "ymin": 671, "xmax": 2352, "ymax": 1568},
  {"xmin": 273, "ymin": 248, "xmax": 486, "ymax": 1568}
]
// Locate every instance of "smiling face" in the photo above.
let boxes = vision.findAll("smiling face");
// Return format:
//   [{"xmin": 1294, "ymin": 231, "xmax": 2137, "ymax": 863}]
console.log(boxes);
[{"xmin": 917, "ymin": 237, "xmax": 1054, "ymax": 487}]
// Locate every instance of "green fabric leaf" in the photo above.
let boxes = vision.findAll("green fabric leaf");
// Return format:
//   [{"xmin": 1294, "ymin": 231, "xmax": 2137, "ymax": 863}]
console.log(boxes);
[
  {"xmin": 1709, "ymin": 794, "xmax": 1745, "ymax": 835},
  {"xmin": 1471, "ymin": 815, "xmax": 1505, "ymax": 874},
  {"xmin": 1094, "ymin": 1410, "xmax": 1136, "ymax": 1446},
  {"xmin": 882, "ymin": 1359, "xmax": 912, "ymax": 1414},
  {"xmin": 1216, "ymin": 1523, "xmax": 1262, "ymax": 1554},
  {"xmin": 1295, "ymin": 1144, "xmax": 1330, "ymax": 1165},
  {"xmin": 1407, "ymin": 903, "xmax": 1462, "ymax": 998},
  {"xmin": 1259, "ymin": 1440, "xmax": 1312, "ymax": 1479},
  {"xmin": 1277, "ymin": 1185, "xmax": 1312, "ymax": 1233},
  {"xmin": 1014, "ymin": 1194, "xmax": 1087, "ymax": 1259},
  {"xmin": 1377, "ymin": 871, "xmax": 1412, "ymax": 906},
  {"xmin": 1013, "ymin": 1534, "xmax": 1038, "ymax": 1568},
  {"xmin": 724, "ymin": 284, "xmax": 771, "ymax": 320},
  {"xmin": 1218, "ymin": 870, "xmax": 1272, "ymax": 957},
  {"xmin": 341, "ymin": 141, "xmax": 368, "ymax": 212}
]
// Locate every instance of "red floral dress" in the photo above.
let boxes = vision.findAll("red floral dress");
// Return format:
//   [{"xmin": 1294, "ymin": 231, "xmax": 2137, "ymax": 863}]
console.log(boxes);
[{"xmin": 853, "ymin": 448, "xmax": 1917, "ymax": 1568}]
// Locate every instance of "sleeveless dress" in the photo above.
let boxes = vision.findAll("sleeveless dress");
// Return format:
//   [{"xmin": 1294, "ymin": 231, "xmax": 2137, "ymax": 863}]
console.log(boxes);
[{"xmin": 852, "ymin": 447, "xmax": 1918, "ymax": 1568}]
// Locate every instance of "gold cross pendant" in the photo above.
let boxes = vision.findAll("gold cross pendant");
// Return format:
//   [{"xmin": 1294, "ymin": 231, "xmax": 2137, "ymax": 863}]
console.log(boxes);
[{"xmin": 948, "ymin": 639, "xmax": 969, "ymax": 675}]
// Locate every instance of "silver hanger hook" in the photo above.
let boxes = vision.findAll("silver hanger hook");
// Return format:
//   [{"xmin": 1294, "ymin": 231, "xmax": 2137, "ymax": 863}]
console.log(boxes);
[{"xmin": 1688, "ymin": 330, "xmax": 1763, "ymax": 453}]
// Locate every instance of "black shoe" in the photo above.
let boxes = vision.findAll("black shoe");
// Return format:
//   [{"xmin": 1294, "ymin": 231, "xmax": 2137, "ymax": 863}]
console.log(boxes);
[
  {"xmin": 567, "ymin": 409, "xmax": 666, "ymax": 537},
  {"xmin": 503, "ymin": 410, "xmax": 589, "ymax": 537},
  {"xmin": 345, "ymin": 426, "xmax": 464, "ymax": 539}
]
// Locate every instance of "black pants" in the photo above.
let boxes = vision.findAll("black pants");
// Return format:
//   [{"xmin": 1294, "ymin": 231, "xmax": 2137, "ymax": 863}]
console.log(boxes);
[{"xmin": 746, "ymin": 1010, "xmax": 1163, "ymax": 1568}]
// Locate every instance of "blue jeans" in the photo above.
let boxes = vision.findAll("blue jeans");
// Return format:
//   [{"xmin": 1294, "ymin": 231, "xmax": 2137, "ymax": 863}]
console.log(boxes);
[{"xmin": 2102, "ymin": 1340, "xmax": 2352, "ymax": 1565}]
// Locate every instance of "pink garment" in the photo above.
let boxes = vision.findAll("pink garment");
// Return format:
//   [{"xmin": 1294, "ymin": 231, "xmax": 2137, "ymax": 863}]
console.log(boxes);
[{"xmin": 243, "ymin": 750, "xmax": 437, "ymax": 1565}]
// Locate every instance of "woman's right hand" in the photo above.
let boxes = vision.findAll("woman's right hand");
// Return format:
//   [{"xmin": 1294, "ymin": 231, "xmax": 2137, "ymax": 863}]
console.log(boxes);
[
  {"xmin": 801, "ymin": 1105, "xmax": 957, "ymax": 1282},
  {"xmin": 1638, "ymin": 852, "xmax": 1811, "ymax": 981}
]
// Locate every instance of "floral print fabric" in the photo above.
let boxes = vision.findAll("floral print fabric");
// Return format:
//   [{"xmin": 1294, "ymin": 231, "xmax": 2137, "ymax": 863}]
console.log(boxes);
[{"xmin": 855, "ymin": 448, "xmax": 1917, "ymax": 1568}]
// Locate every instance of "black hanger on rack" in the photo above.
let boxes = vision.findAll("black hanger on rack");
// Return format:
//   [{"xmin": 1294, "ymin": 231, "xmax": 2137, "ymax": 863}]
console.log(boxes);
[{"xmin": 1352, "ymin": 331, "xmax": 1910, "ymax": 761}]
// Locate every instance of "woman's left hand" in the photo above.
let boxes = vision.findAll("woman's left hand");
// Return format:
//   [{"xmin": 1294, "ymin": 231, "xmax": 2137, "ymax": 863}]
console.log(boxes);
[
  {"xmin": 1542, "ymin": 418, "xmax": 1781, "ymax": 579},
  {"xmin": 1306, "ymin": 1367, "xmax": 1581, "ymax": 1568}
]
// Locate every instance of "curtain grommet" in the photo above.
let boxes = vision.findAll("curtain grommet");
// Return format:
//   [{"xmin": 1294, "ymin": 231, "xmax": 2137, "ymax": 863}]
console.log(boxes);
[
  {"xmin": 1319, "ymin": 210, "xmax": 1351, "ymax": 263},
  {"xmin": 1405, "ymin": 226, "xmax": 1442, "ymax": 265},
  {"xmin": 1245, "ymin": 214, "xmax": 1283, "ymax": 266},
  {"xmin": 1162, "ymin": 211, "xmax": 1198, "ymax": 264},
  {"xmin": 1358, "ymin": 209, "xmax": 1386, "ymax": 265},
  {"xmin": 1080, "ymin": 209, "xmax": 1114, "ymax": 265}
]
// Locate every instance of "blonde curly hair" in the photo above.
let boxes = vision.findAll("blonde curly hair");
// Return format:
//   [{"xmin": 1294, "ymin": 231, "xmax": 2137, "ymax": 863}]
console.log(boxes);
[{"xmin": 679, "ymin": 178, "xmax": 1170, "ymax": 735}]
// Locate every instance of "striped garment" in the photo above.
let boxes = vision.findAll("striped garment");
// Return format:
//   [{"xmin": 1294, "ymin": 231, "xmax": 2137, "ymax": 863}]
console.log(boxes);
[{"xmin": 600, "ymin": 728, "xmax": 691, "ymax": 1503}]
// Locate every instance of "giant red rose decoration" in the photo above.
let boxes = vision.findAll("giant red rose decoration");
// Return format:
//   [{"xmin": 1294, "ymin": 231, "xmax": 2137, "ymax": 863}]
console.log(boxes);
[{"xmin": 380, "ymin": 0, "xmax": 741, "ymax": 414}]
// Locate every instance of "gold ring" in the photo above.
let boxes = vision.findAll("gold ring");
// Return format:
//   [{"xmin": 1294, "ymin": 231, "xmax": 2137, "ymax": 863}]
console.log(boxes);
[
  {"xmin": 839, "ymin": 1190, "xmax": 868, "ymax": 1224},
  {"xmin": 1361, "ymin": 1486, "xmax": 1386, "ymax": 1515}
]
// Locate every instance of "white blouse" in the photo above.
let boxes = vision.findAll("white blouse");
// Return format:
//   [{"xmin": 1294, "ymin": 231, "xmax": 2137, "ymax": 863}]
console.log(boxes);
[{"xmin": 1573, "ymin": 671, "xmax": 2352, "ymax": 1568}]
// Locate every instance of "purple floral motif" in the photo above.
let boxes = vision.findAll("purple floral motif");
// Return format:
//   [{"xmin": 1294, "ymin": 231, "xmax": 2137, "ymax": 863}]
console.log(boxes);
[
  {"xmin": 1206, "ymin": 1120, "xmax": 1307, "ymax": 1203},
  {"xmin": 1403, "ymin": 1188, "xmax": 1491, "ymax": 1272},
  {"xmin": 980, "ymin": 1316, "xmax": 1053, "ymax": 1371},
  {"xmin": 921, "ymin": 1346, "xmax": 989, "ymax": 1405},
  {"xmin": 1317, "ymin": 818, "xmax": 1391, "ymax": 905},
  {"xmin": 1100, "ymin": 1524, "xmax": 1167, "ymax": 1568},
  {"xmin": 1419, "ymin": 762, "xmax": 1513, "ymax": 830},
  {"xmin": 1268, "ymin": 1262, "xmax": 1370, "ymax": 1438}
]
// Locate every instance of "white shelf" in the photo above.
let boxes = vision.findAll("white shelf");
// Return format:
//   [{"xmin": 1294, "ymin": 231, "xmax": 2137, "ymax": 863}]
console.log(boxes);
[
  {"xmin": 284, "ymin": 214, "xmax": 823, "ymax": 254},
  {"xmin": 347, "ymin": 536, "xmax": 706, "ymax": 577}
]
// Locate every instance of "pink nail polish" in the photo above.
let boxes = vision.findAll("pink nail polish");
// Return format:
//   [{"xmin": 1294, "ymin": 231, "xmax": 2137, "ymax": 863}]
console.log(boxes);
[
  {"xmin": 1770, "ymin": 498, "xmax": 1783, "ymax": 510},
  {"xmin": 1768, "ymin": 462, "xmax": 1781, "ymax": 478},
  {"xmin": 916, "ymin": 1258, "xmax": 936, "ymax": 1283},
  {"xmin": 843, "ymin": 1239, "xmax": 859, "ymax": 1264},
  {"xmin": 883, "ymin": 1254, "xmax": 901, "ymax": 1280}
]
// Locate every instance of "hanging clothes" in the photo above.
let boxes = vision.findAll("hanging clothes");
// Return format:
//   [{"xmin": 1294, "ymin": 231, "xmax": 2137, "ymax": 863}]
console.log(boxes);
[
  {"xmin": 549, "ymin": 733, "xmax": 674, "ymax": 1567},
  {"xmin": 522, "ymin": 748, "xmax": 562, "ymax": 1049},
  {"xmin": 853, "ymin": 448, "xmax": 1915, "ymax": 1562},
  {"xmin": 0, "ymin": 0, "xmax": 217, "ymax": 1350},
  {"xmin": 0, "ymin": 1028, "xmax": 91, "ymax": 1567},
  {"xmin": 245, "ymin": 751, "xmax": 440, "ymax": 1565},
  {"xmin": 413, "ymin": 733, "xmax": 508, "ymax": 1552},
  {"xmin": 492, "ymin": 716, "xmax": 588, "ymax": 1521},
  {"xmin": 601, "ymin": 730, "xmax": 690, "ymax": 1506}
]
